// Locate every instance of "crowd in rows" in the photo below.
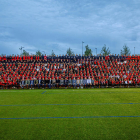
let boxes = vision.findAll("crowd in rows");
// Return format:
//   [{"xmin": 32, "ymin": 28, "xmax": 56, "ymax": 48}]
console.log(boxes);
[{"xmin": 0, "ymin": 54, "xmax": 140, "ymax": 89}]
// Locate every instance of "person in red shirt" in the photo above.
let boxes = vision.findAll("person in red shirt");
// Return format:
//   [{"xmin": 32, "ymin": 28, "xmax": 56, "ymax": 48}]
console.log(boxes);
[
  {"xmin": 44, "ymin": 54, "xmax": 47, "ymax": 60},
  {"xmin": 35, "ymin": 55, "xmax": 38, "ymax": 61},
  {"xmin": 19, "ymin": 55, "xmax": 22, "ymax": 61},
  {"xmin": 16, "ymin": 55, "xmax": 19, "ymax": 61},
  {"xmin": 27, "ymin": 55, "xmax": 30, "ymax": 61},
  {"xmin": 23, "ymin": 55, "xmax": 26, "ymax": 61},
  {"xmin": 0, "ymin": 80, "xmax": 3, "ymax": 89},
  {"xmin": 105, "ymin": 78, "xmax": 108, "ymax": 88},
  {"xmin": 8, "ymin": 79, "xmax": 13, "ymax": 89},
  {"xmin": 14, "ymin": 55, "xmax": 17, "ymax": 61},
  {"xmin": 30, "ymin": 55, "xmax": 33, "ymax": 61},
  {"xmin": 2, "ymin": 55, "xmax": 7, "ymax": 62},
  {"xmin": 37, "ymin": 55, "xmax": 40, "ymax": 61}
]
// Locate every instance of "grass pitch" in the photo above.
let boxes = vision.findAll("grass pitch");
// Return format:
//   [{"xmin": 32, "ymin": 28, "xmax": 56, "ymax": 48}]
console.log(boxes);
[{"xmin": 0, "ymin": 88, "xmax": 140, "ymax": 140}]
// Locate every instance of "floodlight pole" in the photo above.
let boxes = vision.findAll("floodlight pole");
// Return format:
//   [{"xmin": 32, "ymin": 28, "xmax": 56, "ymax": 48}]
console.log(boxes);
[
  {"xmin": 19, "ymin": 46, "xmax": 24, "ymax": 55},
  {"xmin": 82, "ymin": 41, "xmax": 84, "ymax": 57},
  {"xmin": 134, "ymin": 47, "xmax": 135, "ymax": 56},
  {"xmin": 95, "ymin": 48, "xmax": 97, "ymax": 56}
]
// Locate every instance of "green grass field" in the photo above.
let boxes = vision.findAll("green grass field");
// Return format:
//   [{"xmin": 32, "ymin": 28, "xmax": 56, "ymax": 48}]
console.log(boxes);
[{"xmin": 0, "ymin": 88, "xmax": 140, "ymax": 140}]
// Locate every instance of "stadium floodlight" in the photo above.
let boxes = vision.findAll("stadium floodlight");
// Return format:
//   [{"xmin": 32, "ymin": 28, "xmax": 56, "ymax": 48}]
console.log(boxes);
[
  {"xmin": 82, "ymin": 41, "xmax": 84, "ymax": 57},
  {"xmin": 19, "ymin": 46, "xmax": 24, "ymax": 55},
  {"xmin": 134, "ymin": 47, "xmax": 135, "ymax": 56}
]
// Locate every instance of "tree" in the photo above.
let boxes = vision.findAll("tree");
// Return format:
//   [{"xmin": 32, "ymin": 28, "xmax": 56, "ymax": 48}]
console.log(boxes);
[
  {"xmin": 120, "ymin": 44, "xmax": 131, "ymax": 56},
  {"xmin": 100, "ymin": 44, "xmax": 111, "ymax": 56},
  {"xmin": 36, "ymin": 50, "xmax": 42, "ymax": 56},
  {"xmin": 66, "ymin": 48, "xmax": 74, "ymax": 56},
  {"xmin": 1, "ymin": 54, "xmax": 5, "ymax": 56},
  {"xmin": 22, "ymin": 50, "xmax": 29, "ymax": 56},
  {"xmin": 84, "ymin": 45, "xmax": 92, "ymax": 56},
  {"xmin": 51, "ymin": 50, "xmax": 55, "ymax": 56}
]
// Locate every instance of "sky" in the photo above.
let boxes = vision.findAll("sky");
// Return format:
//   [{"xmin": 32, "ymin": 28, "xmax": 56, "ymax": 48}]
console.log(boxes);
[{"xmin": 0, "ymin": 0, "xmax": 140, "ymax": 56}]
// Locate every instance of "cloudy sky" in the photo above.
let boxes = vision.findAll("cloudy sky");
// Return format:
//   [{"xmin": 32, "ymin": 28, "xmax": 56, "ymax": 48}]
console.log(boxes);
[{"xmin": 0, "ymin": 0, "xmax": 140, "ymax": 56}]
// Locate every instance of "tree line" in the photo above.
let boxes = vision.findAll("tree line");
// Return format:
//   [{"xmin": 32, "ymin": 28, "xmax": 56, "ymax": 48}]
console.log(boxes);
[{"xmin": 17, "ymin": 44, "xmax": 131, "ymax": 56}]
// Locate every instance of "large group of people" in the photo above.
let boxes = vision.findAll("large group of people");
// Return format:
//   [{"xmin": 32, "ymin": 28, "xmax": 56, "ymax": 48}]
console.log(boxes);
[{"xmin": 0, "ymin": 54, "xmax": 140, "ymax": 89}]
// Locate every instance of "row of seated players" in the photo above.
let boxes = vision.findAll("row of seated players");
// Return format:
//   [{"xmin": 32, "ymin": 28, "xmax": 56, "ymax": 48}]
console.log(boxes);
[
  {"xmin": 0, "ymin": 76, "xmax": 140, "ymax": 89},
  {"xmin": 1, "ymin": 54, "xmax": 140, "ymax": 62}
]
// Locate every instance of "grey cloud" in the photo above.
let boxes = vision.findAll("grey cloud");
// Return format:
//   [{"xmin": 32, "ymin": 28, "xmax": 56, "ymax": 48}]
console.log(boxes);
[{"xmin": 0, "ymin": 0, "xmax": 140, "ymax": 55}]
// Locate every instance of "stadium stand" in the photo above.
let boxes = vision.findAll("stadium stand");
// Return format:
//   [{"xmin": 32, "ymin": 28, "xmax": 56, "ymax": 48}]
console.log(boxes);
[{"xmin": 0, "ymin": 54, "xmax": 140, "ymax": 89}]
